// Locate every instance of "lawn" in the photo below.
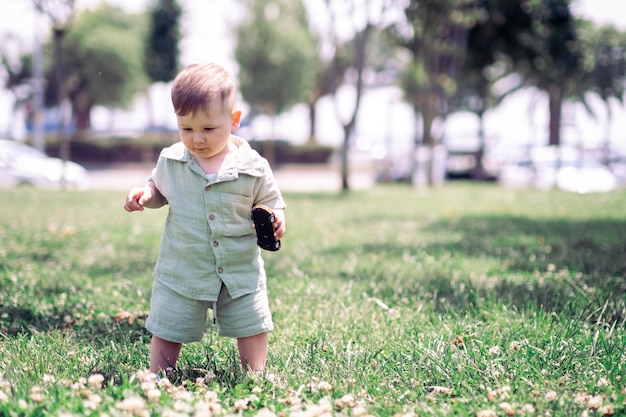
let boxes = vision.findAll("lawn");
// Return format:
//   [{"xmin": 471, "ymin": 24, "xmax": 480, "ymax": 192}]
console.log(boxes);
[{"xmin": 0, "ymin": 183, "xmax": 624, "ymax": 416}]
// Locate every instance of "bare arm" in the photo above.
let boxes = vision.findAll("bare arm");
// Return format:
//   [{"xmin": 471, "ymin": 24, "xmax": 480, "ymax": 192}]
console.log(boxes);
[{"xmin": 123, "ymin": 181, "xmax": 165, "ymax": 212}]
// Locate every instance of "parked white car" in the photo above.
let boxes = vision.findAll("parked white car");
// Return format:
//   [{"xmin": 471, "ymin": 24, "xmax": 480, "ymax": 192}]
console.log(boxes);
[
  {"xmin": 0, "ymin": 139, "xmax": 89, "ymax": 190},
  {"xmin": 499, "ymin": 146, "xmax": 617, "ymax": 193}
]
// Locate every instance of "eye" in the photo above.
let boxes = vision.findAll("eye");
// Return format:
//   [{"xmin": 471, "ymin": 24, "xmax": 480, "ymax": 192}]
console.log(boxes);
[{"xmin": 204, "ymin": 127, "xmax": 215, "ymax": 131}]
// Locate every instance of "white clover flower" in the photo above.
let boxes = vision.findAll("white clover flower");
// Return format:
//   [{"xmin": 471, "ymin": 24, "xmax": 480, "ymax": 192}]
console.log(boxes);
[
  {"xmin": 146, "ymin": 388, "xmax": 161, "ymax": 403},
  {"xmin": 509, "ymin": 341, "xmax": 521, "ymax": 352},
  {"xmin": 599, "ymin": 404, "xmax": 615, "ymax": 415},
  {"xmin": 232, "ymin": 398, "xmax": 248, "ymax": 412},
  {"xmin": 204, "ymin": 390, "xmax": 220, "ymax": 403},
  {"xmin": 574, "ymin": 393, "xmax": 591, "ymax": 405},
  {"xmin": 317, "ymin": 381, "xmax": 333, "ymax": 392},
  {"xmin": 476, "ymin": 410, "xmax": 497, "ymax": 417},
  {"xmin": 588, "ymin": 395, "xmax": 603, "ymax": 410},
  {"xmin": 43, "ymin": 374, "xmax": 56, "ymax": 385},
  {"xmin": 282, "ymin": 395, "xmax": 302, "ymax": 406},
  {"xmin": 29, "ymin": 386, "xmax": 44, "ymax": 403},
  {"xmin": 521, "ymin": 403, "xmax": 536, "ymax": 413},
  {"xmin": 171, "ymin": 388, "xmax": 193, "ymax": 401},
  {"xmin": 488, "ymin": 346, "xmax": 501, "ymax": 356},
  {"xmin": 335, "ymin": 394, "xmax": 357, "ymax": 409},
  {"xmin": 0, "ymin": 390, "xmax": 8, "ymax": 403},
  {"xmin": 116, "ymin": 396, "xmax": 149, "ymax": 417},
  {"xmin": 88, "ymin": 374, "xmax": 105, "ymax": 390},
  {"xmin": 173, "ymin": 399, "xmax": 194, "ymax": 414},
  {"xmin": 193, "ymin": 402, "xmax": 212, "ymax": 417},
  {"xmin": 499, "ymin": 402, "xmax": 515, "ymax": 416},
  {"xmin": 133, "ymin": 369, "xmax": 156, "ymax": 383},
  {"xmin": 545, "ymin": 390, "xmax": 558, "ymax": 401},
  {"xmin": 352, "ymin": 405, "xmax": 369, "ymax": 416},
  {"xmin": 597, "ymin": 377, "xmax": 610, "ymax": 388},
  {"xmin": 256, "ymin": 407, "xmax": 278, "ymax": 417},
  {"xmin": 83, "ymin": 394, "xmax": 102, "ymax": 410}
]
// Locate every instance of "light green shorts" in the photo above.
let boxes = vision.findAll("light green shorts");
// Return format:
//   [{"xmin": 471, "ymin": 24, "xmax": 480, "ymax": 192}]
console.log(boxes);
[{"xmin": 145, "ymin": 280, "xmax": 274, "ymax": 343}]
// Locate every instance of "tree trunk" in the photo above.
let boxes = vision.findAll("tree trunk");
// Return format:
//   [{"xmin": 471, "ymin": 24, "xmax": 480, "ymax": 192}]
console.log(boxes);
[
  {"xmin": 548, "ymin": 86, "xmax": 562, "ymax": 146},
  {"xmin": 472, "ymin": 110, "xmax": 486, "ymax": 180},
  {"xmin": 341, "ymin": 125, "xmax": 350, "ymax": 190},
  {"xmin": 338, "ymin": 25, "xmax": 371, "ymax": 192},
  {"xmin": 72, "ymin": 105, "xmax": 91, "ymax": 140},
  {"xmin": 307, "ymin": 100, "xmax": 317, "ymax": 144},
  {"xmin": 415, "ymin": 91, "xmax": 438, "ymax": 186},
  {"xmin": 54, "ymin": 27, "xmax": 71, "ymax": 188}
]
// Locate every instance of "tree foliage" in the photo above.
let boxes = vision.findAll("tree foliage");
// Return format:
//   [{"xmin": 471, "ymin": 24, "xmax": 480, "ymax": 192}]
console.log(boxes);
[
  {"xmin": 235, "ymin": 0, "xmax": 318, "ymax": 117},
  {"xmin": 144, "ymin": 0, "xmax": 181, "ymax": 83},
  {"xmin": 44, "ymin": 4, "xmax": 148, "ymax": 135}
]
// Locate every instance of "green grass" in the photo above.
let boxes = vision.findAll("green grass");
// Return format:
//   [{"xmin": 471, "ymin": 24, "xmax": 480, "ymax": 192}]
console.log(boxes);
[{"xmin": 0, "ymin": 183, "xmax": 624, "ymax": 416}]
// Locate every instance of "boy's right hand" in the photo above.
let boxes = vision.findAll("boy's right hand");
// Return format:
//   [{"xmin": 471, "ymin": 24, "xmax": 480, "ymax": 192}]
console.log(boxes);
[{"xmin": 124, "ymin": 186, "xmax": 154, "ymax": 212}]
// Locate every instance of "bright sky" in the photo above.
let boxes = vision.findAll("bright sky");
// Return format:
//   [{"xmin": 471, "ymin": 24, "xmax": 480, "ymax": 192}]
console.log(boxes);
[{"xmin": 1, "ymin": 0, "xmax": 626, "ymax": 148}]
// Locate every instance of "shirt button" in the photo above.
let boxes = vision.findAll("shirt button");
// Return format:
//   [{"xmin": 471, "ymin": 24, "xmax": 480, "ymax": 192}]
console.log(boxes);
[
  {"xmin": 213, "ymin": 240, "xmax": 219, "ymax": 247},
  {"xmin": 217, "ymin": 267, "xmax": 223, "ymax": 274},
  {"xmin": 209, "ymin": 214, "xmax": 215, "ymax": 220}
]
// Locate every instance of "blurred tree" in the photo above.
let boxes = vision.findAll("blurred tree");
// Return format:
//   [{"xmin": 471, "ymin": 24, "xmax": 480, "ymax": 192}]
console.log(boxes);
[
  {"xmin": 575, "ymin": 21, "xmax": 626, "ymax": 151},
  {"xmin": 447, "ymin": 0, "xmax": 541, "ymax": 179},
  {"xmin": 304, "ymin": 38, "xmax": 350, "ymax": 145},
  {"xmin": 143, "ymin": 0, "xmax": 181, "ymax": 132},
  {"xmin": 235, "ymin": 0, "xmax": 318, "ymax": 164},
  {"xmin": 488, "ymin": 0, "xmax": 584, "ymax": 146},
  {"xmin": 317, "ymin": 0, "xmax": 398, "ymax": 191},
  {"xmin": 144, "ymin": 0, "xmax": 181, "ymax": 83},
  {"xmin": 43, "ymin": 4, "xmax": 148, "ymax": 139},
  {"xmin": 33, "ymin": 0, "xmax": 75, "ymax": 177},
  {"xmin": 0, "ymin": 38, "xmax": 33, "ymax": 140},
  {"xmin": 391, "ymin": 0, "xmax": 482, "ymax": 185}
]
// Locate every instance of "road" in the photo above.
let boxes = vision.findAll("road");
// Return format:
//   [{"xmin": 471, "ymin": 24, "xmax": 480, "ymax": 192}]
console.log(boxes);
[{"xmin": 87, "ymin": 163, "xmax": 377, "ymax": 192}]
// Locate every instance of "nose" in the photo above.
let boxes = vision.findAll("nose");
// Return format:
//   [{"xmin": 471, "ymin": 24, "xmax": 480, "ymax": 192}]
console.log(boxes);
[{"xmin": 192, "ymin": 132, "xmax": 204, "ymax": 143}]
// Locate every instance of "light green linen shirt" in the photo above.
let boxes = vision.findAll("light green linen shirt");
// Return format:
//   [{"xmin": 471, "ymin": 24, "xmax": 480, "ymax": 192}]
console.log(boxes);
[{"xmin": 150, "ymin": 136, "xmax": 286, "ymax": 301}]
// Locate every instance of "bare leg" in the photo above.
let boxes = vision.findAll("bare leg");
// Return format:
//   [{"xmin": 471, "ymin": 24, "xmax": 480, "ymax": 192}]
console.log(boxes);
[
  {"xmin": 237, "ymin": 332, "xmax": 268, "ymax": 373},
  {"xmin": 150, "ymin": 335, "xmax": 182, "ymax": 375}
]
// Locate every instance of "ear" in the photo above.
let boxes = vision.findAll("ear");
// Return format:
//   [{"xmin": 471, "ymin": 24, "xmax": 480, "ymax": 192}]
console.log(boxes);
[{"xmin": 231, "ymin": 110, "xmax": 242, "ymax": 131}]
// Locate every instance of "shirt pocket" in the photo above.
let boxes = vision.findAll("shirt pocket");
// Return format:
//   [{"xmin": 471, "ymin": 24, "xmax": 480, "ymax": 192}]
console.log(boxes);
[{"xmin": 219, "ymin": 192, "xmax": 255, "ymax": 236}]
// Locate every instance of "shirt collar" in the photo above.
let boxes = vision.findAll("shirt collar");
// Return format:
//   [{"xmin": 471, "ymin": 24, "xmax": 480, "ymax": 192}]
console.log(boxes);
[{"xmin": 161, "ymin": 136, "xmax": 265, "ymax": 179}]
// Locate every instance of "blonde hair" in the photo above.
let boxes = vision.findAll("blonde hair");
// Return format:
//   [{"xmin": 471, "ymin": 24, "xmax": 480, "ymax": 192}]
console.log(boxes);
[{"xmin": 171, "ymin": 63, "xmax": 236, "ymax": 116}]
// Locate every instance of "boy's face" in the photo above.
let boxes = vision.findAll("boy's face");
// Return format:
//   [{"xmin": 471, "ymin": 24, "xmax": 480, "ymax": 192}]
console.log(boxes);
[{"xmin": 177, "ymin": 101, "xmax": 242, "ymax": 161}]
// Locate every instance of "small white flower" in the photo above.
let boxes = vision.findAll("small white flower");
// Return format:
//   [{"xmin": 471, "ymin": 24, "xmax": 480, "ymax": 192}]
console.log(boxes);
[
  {"xmin": 83, "ymin": 394, "xmax": 102, "ymax": 410},
  {"xmin": 88, "ymin": 374, "xmax": 105, "ymax": 390},
  {"xmin": 499, "ymin": 402, "xmax": 515, "ymax": 416},
  {"xmin": 488, "ymin": 346, "xmax": 501, "ymax": 356},
  {"xmin": 233, "ymin": 398, "xmax": 248, "ymax": 412},
  {"xmin": 545, "ymin": 390, "xmax": 558, "ymax": 401},
  {"xmin": 588, "ymin": 395, "xmax": 603, "ymax": 410},
  {"xmin": 43, "ymin": 374, "xmax": 56, "ymax": 385},
  {"xmin": 317, "ymin": 381, "xmax": 333, "ymax": 392},
  {"xmin": 116, "ymin": 396, "xmax": 149, "ymax": 417},
  {"xmin": 146, "ymin": 388, "xmax": 161, "ymax": 403},
  {"xmin": 29, "ymin": 386, "xmax": 44, "ymax": 402}
]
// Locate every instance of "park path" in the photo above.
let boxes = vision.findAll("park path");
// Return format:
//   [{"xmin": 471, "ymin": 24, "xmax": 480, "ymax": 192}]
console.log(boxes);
[{"xmin": 87, "ymin": 163, "xmax": 377, "ymax": 192}]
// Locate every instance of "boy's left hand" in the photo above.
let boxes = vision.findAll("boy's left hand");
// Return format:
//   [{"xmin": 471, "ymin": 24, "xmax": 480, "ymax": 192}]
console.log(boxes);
[{"xmin": 271, "ymin": 209, "xmax": 286, "ymax": 239}]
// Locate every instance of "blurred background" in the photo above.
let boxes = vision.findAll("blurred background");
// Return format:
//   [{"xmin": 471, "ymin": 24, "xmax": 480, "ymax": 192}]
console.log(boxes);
[{"xmin": 1, "ymin": 0, "xmax": 626, "ymax": 192}]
